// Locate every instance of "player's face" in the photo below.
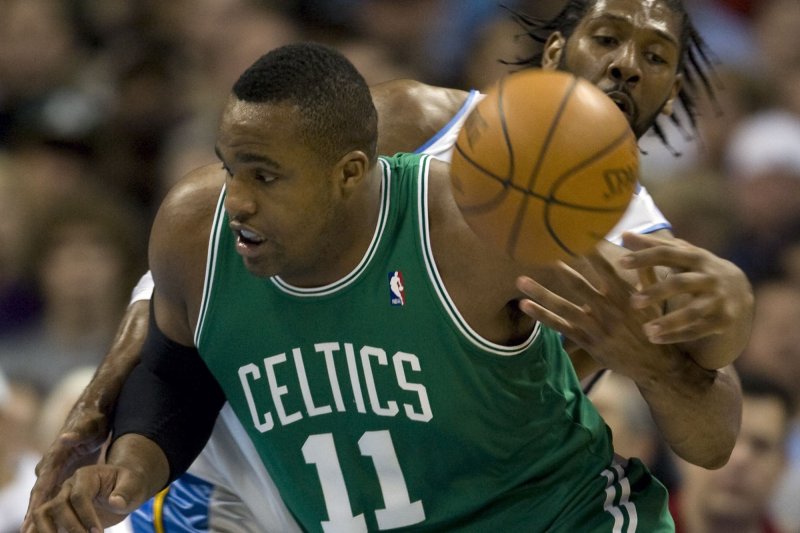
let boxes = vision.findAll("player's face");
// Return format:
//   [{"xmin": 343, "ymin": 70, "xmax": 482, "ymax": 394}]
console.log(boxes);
[
  {"xmin": 542, "ymin": 0, "xmax": 683, "ymax": 138},
  {"xmin": 216, "ymin": 97, "xmax": 349, "ymax": 284},
  {"xmin": 679, "ymin": 395, "xmax": 787, "ymax": 520}
]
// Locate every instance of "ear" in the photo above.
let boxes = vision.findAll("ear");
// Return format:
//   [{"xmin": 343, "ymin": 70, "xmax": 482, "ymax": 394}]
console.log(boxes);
[
  {"xmin": 660, "ymin": 73, "xmax": 683, "ymax": 117},
  {"xmin": 541, "ymin": 32, "xmax": 566, "ymax": 70},
  {"xmin": 333, "ymin": 150, "xmax": 370, "ymax": 192}
]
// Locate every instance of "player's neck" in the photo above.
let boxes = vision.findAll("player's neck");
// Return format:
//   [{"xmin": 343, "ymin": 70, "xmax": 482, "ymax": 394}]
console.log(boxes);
[{"xmin": 278, "ymin": 165, "xmax": 384, "ymax": 288}]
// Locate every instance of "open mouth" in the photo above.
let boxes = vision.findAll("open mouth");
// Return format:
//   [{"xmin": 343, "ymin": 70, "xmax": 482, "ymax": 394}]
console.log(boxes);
[
  {"xmin": 606, "ymin": 91, "xmax": 636, "ymax": 123},
  {"xmin": 237, "ymin": 228, "xmax": 264, "ymax": 246},
  {"xmin": 230, "ymin": 223, "xmax": 266, "ymax": 257}
]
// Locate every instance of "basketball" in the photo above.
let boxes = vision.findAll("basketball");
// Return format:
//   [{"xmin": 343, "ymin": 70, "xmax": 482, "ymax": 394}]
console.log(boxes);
[{"xmin": 450, "ymin": 69, "xmax": 639, "ymax": 265}]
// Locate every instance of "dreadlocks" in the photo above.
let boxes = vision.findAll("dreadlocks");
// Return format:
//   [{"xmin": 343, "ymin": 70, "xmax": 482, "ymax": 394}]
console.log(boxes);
[{"xmin": 504, "ymin": 0, "xmax": 719, "ymax": 154}]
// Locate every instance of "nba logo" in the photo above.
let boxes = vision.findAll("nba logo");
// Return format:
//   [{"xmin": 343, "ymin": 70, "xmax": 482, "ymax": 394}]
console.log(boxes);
[{"xmin": 389, "ymin": 271, "xmax": 405, "ymax": 306}]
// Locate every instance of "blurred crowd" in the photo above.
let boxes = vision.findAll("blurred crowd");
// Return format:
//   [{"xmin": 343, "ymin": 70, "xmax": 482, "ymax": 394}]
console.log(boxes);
[{"xmin": 1, "ymin": 0, "xmax": 799, "ymax": 532}]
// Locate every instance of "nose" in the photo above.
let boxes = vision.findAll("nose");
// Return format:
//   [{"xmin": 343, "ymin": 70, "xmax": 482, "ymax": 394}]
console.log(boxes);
[
  {"xmin": 608, "ymin": 45, "xmax": 641, "ymax": 86},
  {"xmin": 224, "ymin": 174, "xmax": 257, "ymax": 221}
]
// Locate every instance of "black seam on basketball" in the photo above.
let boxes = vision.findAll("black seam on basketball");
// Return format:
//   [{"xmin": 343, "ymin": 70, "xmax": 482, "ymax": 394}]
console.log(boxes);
[
  {"xmin": 508, "ymin": 75, "xmax": 579, "ymax": 259},
  {"xmin": 543, "ymin": 201, "xmax": 576, "ymax": 258},
  {"xmin": 543, "ymin": 128, "xmax": 635, "ymax": 257},
  {"xmin": 497, "ymin": 76, "xmax": 516, "ymax": 188},
  {"xmin": 523, "ymin": 75, "xmax": 580, "ymax": 194},
  {"xmin": 453, "ymin": 130, "xmax": 554, "ymax": 215},
  {"xmin": 452, "ymin": 142, "xmax": 515, "ymax": 213},
  {"xmin": 546, "ymin": 128, "xmax": 634, "ymax": 206}
]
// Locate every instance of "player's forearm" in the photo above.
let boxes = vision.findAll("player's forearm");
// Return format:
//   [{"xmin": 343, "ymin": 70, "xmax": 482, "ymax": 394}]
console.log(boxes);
[
  {"xmin": 676, "ymin": 288, "xmax": 754, "ymax": 371},
  {"xmin": 636, "ymin": 355, "xmax": 741, "ymax": 469},
  {"xmin": 111, "ymin": 302, "xmax": 226, "ymax": 484},
  {"xmin": 106, "ymin": 434, "xmax": 171, "ymax": 499},
  {"xmin": 77, "ymin": 299, "xmax": 150, "ymax": 416}
]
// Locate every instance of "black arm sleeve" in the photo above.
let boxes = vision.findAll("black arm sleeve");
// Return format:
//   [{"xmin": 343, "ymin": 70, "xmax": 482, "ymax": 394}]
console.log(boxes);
[{"xmin": 111, "ymin": 300, "xmax": 226, "ymax": 485}]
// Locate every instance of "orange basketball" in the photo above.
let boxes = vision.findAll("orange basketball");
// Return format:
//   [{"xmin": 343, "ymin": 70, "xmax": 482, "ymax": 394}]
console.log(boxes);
[{"xmin": 450, "ymin": 69, "xmax": 639, "ymax": 265}]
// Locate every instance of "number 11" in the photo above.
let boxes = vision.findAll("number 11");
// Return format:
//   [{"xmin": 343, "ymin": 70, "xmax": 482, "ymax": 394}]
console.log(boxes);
[{"xmin": 302, "ymin": 430, "xmax": 426, "ymax": 532}]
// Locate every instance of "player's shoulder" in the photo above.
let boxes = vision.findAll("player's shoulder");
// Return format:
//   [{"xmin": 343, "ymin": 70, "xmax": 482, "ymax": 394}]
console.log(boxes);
[
  {"xmin": 163, "ymin": 163, "xmax": 227, "ymax": 209},
  {"xmin": 371, "ymin": 79, "xmax": 471, "ymax": 155},
  {"xmin": 156, "ymin": 162, "xmax": 225, "ymax": 240},
  {"xmin": 150, "ymin": 163, "xmax": 226, "ymax": 292}
]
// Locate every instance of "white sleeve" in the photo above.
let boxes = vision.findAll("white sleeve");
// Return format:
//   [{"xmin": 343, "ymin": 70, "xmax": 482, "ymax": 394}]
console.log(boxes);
[
  {"xmin": 188, "ymin": 405, "xmax": 303, "ymax": 532},
  {"xmin": 129, "ymin": 271, "xmax": 154, "ymax": 304},
  {"xmin": 417, "ymin": 90, "xmax": 485, "ymax": 162},
  {"xmin": 603, "ymin": 184, "xmax": 671, "ymax": 245},
  {"xmin": 414, "ymin": 91, "xmax": 671, "ymax": 245}
]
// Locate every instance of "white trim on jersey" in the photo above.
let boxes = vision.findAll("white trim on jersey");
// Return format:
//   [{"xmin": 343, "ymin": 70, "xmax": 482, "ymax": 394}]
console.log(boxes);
[
  {"xmin": 125, "ymin": 87, "xmax": 672, "ymax": 532},
  {"xmin": 129, "ymin": 270, "xmax": 154, "ymax": 304},
  {"xmin": 414, "ymin": 89, "xmax": 483, "ymax": 161},
  {"xmin": 417, "ymin": 154, "xmax": 542, "ymax": 356},
  {"xmin": 601, "ymin": 457, "xmax": 640, "ymax": 533},
  {"xmin": 126, "ymin": 90, "xmax": 671, "ymax": 309}
]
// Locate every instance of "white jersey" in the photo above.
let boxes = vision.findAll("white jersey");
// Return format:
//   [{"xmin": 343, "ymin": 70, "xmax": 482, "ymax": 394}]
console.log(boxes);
[
  {"xmin": 414, "ymin": 90, "xmax": 671, "ymax": 244},
  {"xmin": 128, "ymin": 89, "xmax": 672, "ymax": 531}
]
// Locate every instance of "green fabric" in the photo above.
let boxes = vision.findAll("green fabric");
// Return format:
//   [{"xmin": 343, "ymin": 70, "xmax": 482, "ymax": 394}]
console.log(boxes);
[{"xmin": 196, "ymin": 153, "xmax": 673, "ymax": 532}]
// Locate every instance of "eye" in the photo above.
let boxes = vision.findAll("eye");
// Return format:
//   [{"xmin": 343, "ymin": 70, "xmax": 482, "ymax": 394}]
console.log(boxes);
[
  {"xmin": 593, "ymin": 35, "xmax": 619, "ymax": 47},
  {"xmin": 255, "ymin": 172, "xmax": 277, "ymax": 184},
  {"xmin": 645, "ymin": 51, "xmax": 667, "ymax": 65}
]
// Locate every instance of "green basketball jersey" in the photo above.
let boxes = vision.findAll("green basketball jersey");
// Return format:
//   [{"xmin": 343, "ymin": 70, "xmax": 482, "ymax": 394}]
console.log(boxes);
[{"xmin": 195, "ymin": 153, "xmax": 674, "ymax": 532}]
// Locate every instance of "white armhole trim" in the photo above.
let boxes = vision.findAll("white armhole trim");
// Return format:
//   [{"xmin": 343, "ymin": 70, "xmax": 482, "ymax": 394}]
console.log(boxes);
[{"xmin": 417, "ymin": 155, "xmax": 540, "ymax": 356}]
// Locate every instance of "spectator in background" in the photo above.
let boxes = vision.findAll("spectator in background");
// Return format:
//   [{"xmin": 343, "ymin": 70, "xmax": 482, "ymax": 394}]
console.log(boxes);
[
  {"xmin": 648, "ymin": 170, "xmax": 738, "ymax": 258},
  {"xmin": 144, "ymin": 0, "xmax": 300, "ymax": 206},
  {"xmin": 0, "ymin": 191, "xmax": 145, "ymax": 395},
  {"xmin": 779, "ymin": 238, "xmax": 800, "ymax": 287},
  {"xmin": 738, "ymin": 281, "xmax": 800, "ymax": 533},
  {"xmin": 753, "ymin": 0, "xmax": 800, "ymax": 117},
  {"xmin": 0, "ymin": 0, "xmax": 86, "ymax": 145},
  {"xmin": 670, "ymin": 371, "xmax": 794, "ymax": 533},
  {"xmin": 0, "ymin": 154, "xmax": 41, "ymax": 337},
  {"xmin": 7, "ymin": 138, "xmax": 96, "ymax": 217},
  {"xmin": 724, "ymin": 111, "xmax": 800, "ymax": 283},
  {"xmin": 0, "ymin": 367, "xmax": 41, "ymax": 533}
]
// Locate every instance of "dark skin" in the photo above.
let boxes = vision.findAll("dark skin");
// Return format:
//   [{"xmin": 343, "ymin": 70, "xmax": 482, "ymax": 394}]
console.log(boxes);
[
  {"xmin": 26, "ymin": 1, "xmax": 753, "ymax": 529},
  {"xmin": 33, "ymin": 87, "xmax": 742, "ymax": 530}
]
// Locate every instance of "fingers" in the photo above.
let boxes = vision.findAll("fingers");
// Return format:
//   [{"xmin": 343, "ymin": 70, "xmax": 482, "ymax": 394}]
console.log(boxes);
[
  {"xmin": 629, "ymin": 271, "xmax": 725, "ymax": 343},
  {"xmin": 632, "ymin": 272, "xmax": 714, "ymax": 306},
  {"xmin": 516, "ymin": 276, "xmax": 584, "ymax": 336},
  {"xmin": 621, "ymin": 235, "xmax": 707, "ymax": 272},
  {"xmin": 641, "ymin": 298, "xmax": 727, "ymax": 344},
  {"xmin": 27, "ymin": 431, "xmax": 105, "ymax": 511},
  {"xmin": 27, "ymin": 464, "xmax": 140, "ymax": 533},
  {"xmin": 516, "ymin": 275, "xmax": 606, "ymax": 346},
  {"xmin": 620, "ymin": 231, "xmax": 671, "ymax": 250},
  {"xmin": 101, "ymin": 468, "xmax": 142, "ymax": 514},
  {"xmin": 31, "ymin": 478, "xmax": 103, "ymax": 533},
  {"xmin": 25, "ymin": 438, "xmax": 82, "ymax": 530},
  {"xmin": 636, "ymin": 265, "xmax": 658, "ymax": 289}
]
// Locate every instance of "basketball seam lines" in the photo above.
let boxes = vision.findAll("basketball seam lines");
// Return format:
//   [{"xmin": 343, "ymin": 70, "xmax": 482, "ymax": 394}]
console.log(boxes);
[
  {"xmin": 508, "ymin": 75, "xmax": 580, "ymax": 259},
  {"xmin": 544, "ymin": 127, "xmax": 635, "ymax": 257}
]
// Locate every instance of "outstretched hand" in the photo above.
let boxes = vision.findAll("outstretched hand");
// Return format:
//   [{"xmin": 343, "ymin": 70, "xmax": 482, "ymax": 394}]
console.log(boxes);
[
  {"xmin": 27, "ymin": 463, "xmax": 147, "ymax": 533},
  {"xmin": 516, "ymin": 252, "xmax": 670, "ymax": 382},
  {"xmin": 23, "ymin": 400, "xmax": 111, "ymax": 532},
  {"xmin": 619, "ymin": 231, "xmax": 753, "ymax": 369},
  {"xmin": 515, "ymin": 248, "xmax": 743, "ymax": 468}
]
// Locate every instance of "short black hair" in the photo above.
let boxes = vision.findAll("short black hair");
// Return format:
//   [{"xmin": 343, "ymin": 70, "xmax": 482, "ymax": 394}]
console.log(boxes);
[
  {"xmin": 738, "ymin": 370, "xmax": 796, "ymax": 421},
  {"xmin": 505, "ymin": 0, "xmax": 718, "ymax": 153},
  {"xmin": 233, "ymin": 42, "xmax": 378, "ymax": 165}
]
